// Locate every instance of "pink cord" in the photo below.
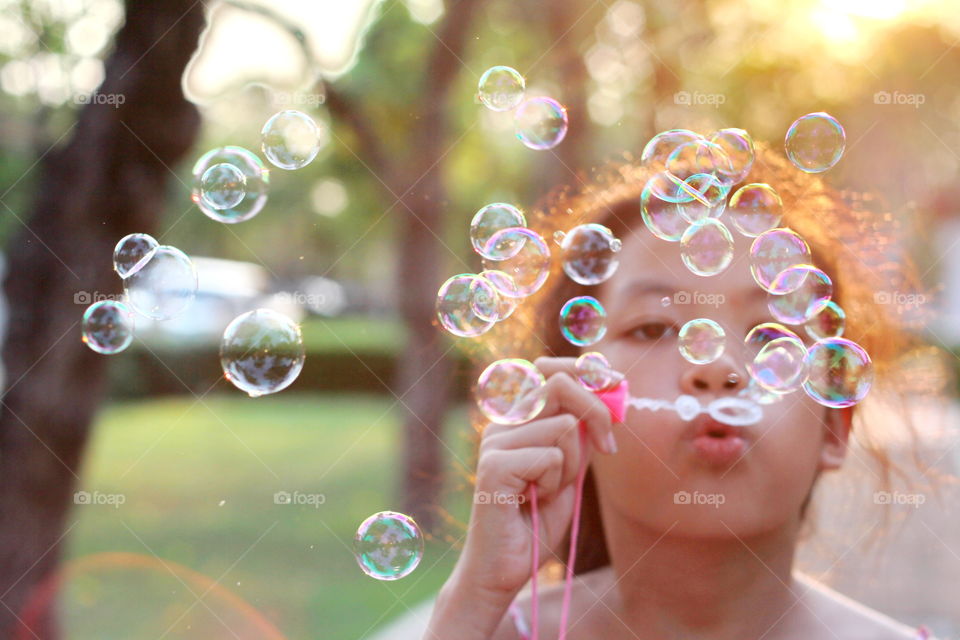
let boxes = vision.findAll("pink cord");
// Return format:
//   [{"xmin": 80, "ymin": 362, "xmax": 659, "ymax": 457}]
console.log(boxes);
[
  {"xmin": 558, "ymin": 425, "xmax": 588, "ymax": 640},
  {"xmin": 529, "ymin": 483, "xmax": 539, "ymax": 640}
]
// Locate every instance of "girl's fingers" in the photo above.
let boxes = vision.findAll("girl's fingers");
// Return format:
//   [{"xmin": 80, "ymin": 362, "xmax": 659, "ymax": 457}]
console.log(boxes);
[
  {"xmin": 481, "ymin": 414, "xmax": 583, "ymax": 488},
  {"xmin": 476, "ymin": 446, "xmax": 565, "ymax": 499},
  {"xmin": 533, "ymin": 359, "xmax": 616, "ymax": 455}
]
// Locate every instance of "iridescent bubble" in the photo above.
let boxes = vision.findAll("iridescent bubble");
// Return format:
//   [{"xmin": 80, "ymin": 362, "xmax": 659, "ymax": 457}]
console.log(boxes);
[
  {"xmin": 192, "ymin": 146, "xmax": 270, "ymax": 224},
  {"xmin": 784, "ymin": 112, "xmax": 845, "ymax": 173},
  {"xmin": 476, "ymin": 358, "xmax": 547, "ymax": 425},
  {"xmin": 559, "ymin": 223, "xmax": 622, "ymax": 285},
  {"xmin": 81, "ymin": 300, "xmax": 134, "ymax": 355},
  {"xmin": 470, "ymin": 203, "xmax": 526, "ymax": 259},
  {"xmin": 660, "ymin": 296, "xmax": 672, "ymax": 307},
  {"xmin": 678, "ymin": 318, "xmax": 726, "ymax": 365},
  {"xmin": 805, "ymin": 300, "xmax": 845, "ymax": 341},
  {"xmin": 767, "ymin": 265, "xmax": 833, "ymax": 325},
  {"xmin": 559, "ymin": 296, "xmax": 607, "ymax": 346},
  {"xmin": 477, "ymin": 66, "xmax": 525, "ymax": 112},
  {"xmin": 261, "ymin": 110, "xmax": 323, "ymax": 170},
  {"xmin": 739, "ymin": 378, "xmax": 783, "ymax": 405},
  {"xmin": 514, "ymin": 97, "xmax": 568, "ymax": 150},
  {"xmin": 200, "ymin": 163, "xmax": 247, "ymax": 211},
  {"xmin": 749, "ymin": 228, "xmax": 812, "ymax": 292},
  {"xmin": 113, "ymin": 233, "xmax": 158, "ymax": 279},
  {"xmin": 482, "ymin": 228, "xmax": 551, "ymax": 297},
  {"xmin": 665, "ymin": 139, "xmax": 735, "ymax": 200},
  {"xmin": 675, "ymin": 173, "xmax": 728, "ymax": 223},
  {"xmin": 802, "ymin": 337, "xmax": 873, "ymax": 408},
  {"xmin": 468, "ymin": 275, "xmax": 502, "ymax": 322},
  {"xmin": 641, "ymin": 129, "xmax": 702, "ymax": 200},
  {"xmin": 709, "ymin": 128, "xmax": 755, "ymax": 184},
  {"xmin": 353, "ymin": 511, "xmax": 424, "ymax": 581},
  {"xmin": 123, "ymin": 245, "xmax": 197, "ymax": 320},
  {"xmin": 744, "ymin": 322, "xmax": 801, "ymax": 362},
  {"xmin": 574, "ymin": 352, "xmax": 623, "ymax": 391},
  {"xmin": 436, "ymin": 274, "xmax": 497, "ymax": 337},
  {"xmin": 748, "ymin": 336, "xmax": 808, "ymax": 394},
  {"xmin": 680, "ymin": 218, "xmax": 734, "ymax": 276},
  {"xmin": 728, "ymin": 184, "xmax": 783, "ymax": 237},
  {"xmin": 220, "ymin": 308, "xmax": 305, "ymax": 398},
  {"xmin": 641, "ymin": 177, "xmax": 690, "ymax": 242},
  {"xmin": 479, "ymin": 269, "xmax": 521, "ymax": 321}
]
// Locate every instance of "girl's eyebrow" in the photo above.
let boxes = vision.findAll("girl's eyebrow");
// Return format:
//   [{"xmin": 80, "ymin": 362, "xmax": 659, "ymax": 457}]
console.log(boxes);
[{"xmin": 617, "ymin": 279, "xmax": 677, "ymax": 299}]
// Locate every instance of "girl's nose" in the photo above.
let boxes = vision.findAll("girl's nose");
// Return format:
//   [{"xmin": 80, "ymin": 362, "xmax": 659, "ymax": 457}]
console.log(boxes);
[{"xmin": 679, "ymin": 356, "xmax": 746, "ymax": 394}]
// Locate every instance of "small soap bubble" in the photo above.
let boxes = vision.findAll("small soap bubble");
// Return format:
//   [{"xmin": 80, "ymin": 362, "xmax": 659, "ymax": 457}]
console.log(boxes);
[
  {"xmin": 471, "ymin": 203, "xmax": 526, "ymax": 259},
  {"xmin": 678, "ymin": 318, "xmax": 726, "ymax": 365},
  {"xmin": 784, "ymin": 112, "xmax": 845, "ymax": 173},
  {"xmin": 748, "ymin": 336, "xmax": 808, "ymax": 394},
  {"xmin": 113, "ymin": 233, "xmax": 158, "ymax": 279},
  {"xmin": 353, "ymin": 511, "xmax": 424, "ymax": 581},
  {"xmin": 665, "ymin": 139, "xmax": 734, "ymax": 200},
  {"xmin": 514, "ymin": 97, "xmax": 568, "ymax": 150},
  {"xmin": 261, "ymin": 110, "xmax": 323, "ymax": 170},
  {"xmin": 728, "ymin": 184, "xmax": 783, "ymax": 237},
  {"xmin": 559, "ymin": 223, "xmax": 622, "ymax": 285},
  {"xmin": 436, "ymin": 274, "xmax": 497, "ymax": 337},
  {"xmin": 802, "ymin": 337, "xmax": 873, "ymax": 408},
  {"xmin": 641, "ymin": 177, "xmax": 690, "ymax": 242},
  {"xmin": 81, "ymin": 300, "xmax": 135, "ymax": 355},
  {"xmin": 559, "ymin": 296, "xmax": 607, "ymax": 346},
  {"xmin": 767, "ymin": 265, "xmax": 832, "ymax": 325},
  {"xmin": 680, "ymin": 218, "xmax": 734, "ymax": 276},
  {"xmin": 220, "ymin": 308, "xmax": 306, "ymax": 397},
  {"xmin": 479, "ymin": 269, "xmax": 521, "ymax": 321},
  {"xmin": 675, "ymin": 173, "xmax": 728, "ymax": 223},
  {"xmin": 641, "ymin": 129, "xmax": 702, "ymax": 201},
  {"xmin": 749, "ymin": 228, "xmax": 812, "ymax": 292},
  {"xmin": 123, "ymin": 245, "xmax": 197, "ymax": 320},
  {"xmin": 804, "ymin": 300, "xmax": 845, "ymax": 341},
  {"xmin": 482, "ymin": 228, "xmax": 551, "ymax": 297},
  {"xmin": 574, "ymin": 352, "xmax": 623, "ymax": 391},
  {"xmin": 660, "ymin": 296, "xmax": 672, "ymax": 307},
  {"xmin": 476, "ymin": 359, "xmax": 547, "ymax": 425},
  {"xmin": 478, "ymin": 66, "xmax": 525, "ymax": 111},
  {"xmin": 200, "ymin": 163, "xmax": 247, "ymax": 210},
  {"xmin": 708, "ymin": 128, "xmax": 755, "ymax": 184},
  {"xmin": 192, "ymin": 146, "xmax": 270, "ymax": 224}
]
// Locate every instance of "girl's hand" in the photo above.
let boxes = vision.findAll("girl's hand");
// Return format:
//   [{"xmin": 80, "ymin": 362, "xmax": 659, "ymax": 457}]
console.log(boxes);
[{"xmin": 452, "ymin": 356, "xmax": 618, "ymax": 601}]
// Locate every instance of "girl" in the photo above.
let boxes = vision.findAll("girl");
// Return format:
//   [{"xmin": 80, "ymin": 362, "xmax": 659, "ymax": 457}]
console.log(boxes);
[{"xmin": 424, "ymin": 143, "xmax": 939, "ymax": 639}]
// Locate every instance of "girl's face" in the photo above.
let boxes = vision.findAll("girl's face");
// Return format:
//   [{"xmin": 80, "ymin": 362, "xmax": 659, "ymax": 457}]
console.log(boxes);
[{"xmin": 591, "ymin": 224, "xmax": 851, "ymax": 538}]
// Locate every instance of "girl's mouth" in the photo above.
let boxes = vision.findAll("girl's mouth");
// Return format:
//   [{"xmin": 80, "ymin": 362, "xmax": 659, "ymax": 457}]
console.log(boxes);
[{"xmin": 688, "ymin": 415, "xmax": 747, "ymax": 466}]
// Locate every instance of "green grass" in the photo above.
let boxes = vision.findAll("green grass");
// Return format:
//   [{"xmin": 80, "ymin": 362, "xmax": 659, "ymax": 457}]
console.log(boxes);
[{"xmin": 65, "ymin": 392, "xmax": 476, "ymax": 640}]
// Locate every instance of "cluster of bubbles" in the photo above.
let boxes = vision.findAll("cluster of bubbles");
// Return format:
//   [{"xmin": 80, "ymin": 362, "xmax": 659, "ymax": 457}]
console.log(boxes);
[{"xmin": 477, "ymin": 65, "xmax": 569, "ymax": 151}]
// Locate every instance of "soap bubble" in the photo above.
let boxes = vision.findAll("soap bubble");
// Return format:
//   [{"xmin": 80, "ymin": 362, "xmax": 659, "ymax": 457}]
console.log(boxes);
[
  {"xmin": 558, "ymin": 223, "xmax": 622, "ymax": 285},
  {"xmin": 192, "ymin": 146, "xmax": 270, "ymax": 224},
  {"xmin": 353, "ymin": 511, "xmax": 424, "ymax": 581},
  {"xmin": 479, "ymin": 270, "xmax": 521, "ymax": 321},
  {"xmin": 680, "ymin": 218, "xmax": 734, "ymax": 276},
  {"xmin": 805, "ymin": 300, "xmax": 845, "ymax": 341},
  {"xmin": 261, "ymin": 110, "xmax": 322, "ymax": 170},
  {"xmin": 559, "ymin": 296, "xmax": 607, "ymax": 346},
  {"xmin": 727, "ymin": 184, "xmax": 783, "ymax": 237},
  {"xmin": 113, "ymin": 233, "xmax": 158, "ymax": 279},
  {"xmin": 675, "ymin": 173, "xmax": 728, "ymax": 222},
  {"xmin": 749, "ymin": 228, "xmax": 812, "ymax": 292},
  {"xmin": 482, "ymin": 228, "xmax": 551, "ymax": 297},
  {"xmin": 660, "ymin": 296, "xmax": 672, "ymax": 307},
  {"xmin": 802, "ymin": 337, "xmax": 873, "ymax": 408},
  {"xmin": 739, "ymin": 378, "xmax": 784, "ymax": 405},
  {"xmin": 123, "ymin": 246, "xmax": 197, "ymax": 320},
  {"xmin": 784, "ymin": 112, "xmax": 845, "ymax": 173},
  {"xmin": 470, "ymin": 203, "xmax": 526, "ymax": 259},
  {"xmin": 220, "ymin": 309, "xmax": 305, "ymax": 397},
  {"xmin": 514, "ymin": 97, "xmax": 568, "ymax": 150},
  {"xmin": 574, "ymin": 352, "xmax": 623, "ymax": 391},
  {"xmin": 748, "ymin": 336, "xmax": 808, "ymax": 394},
  {"xmin": 468, "ymin": 275, "xmax": 502, "ymax": 322},
  {"xmin": 436, "ymin": 274, "xmax": 497, "ymax": 337},
  {"xmin": 641, "ymin": 177, "xmax": 690, "ymax": 242},
  {"xmin": 767, "ymin": 265, "xmax": 832, "ymax": 325},
  {"xmin": 708, "ymin": 128, "xmax": 755, "ymax": 184},
  {"xmin": 641, "ymin": 129, "xmax": 702, "ymax": 200},
  {"xmin": 81, "ymin": 300, "xmax": 134, "ymax": 355},
  {"xmin": 665, "ymin": 139, "xmax": 735, "ymax": 199},
  {"xmin": 478, "ymin": 66, "xmax": 525, "ymax": 111},
  {"xmin": 199, "ymin": 163, "xmax": 247, "ymax": 210},
  {"xmin": 476, "ymin": 359, "xmax": 547, "ymax": 425},
  {"xmin": 744, "ymin": 322, "xmax": 801, "ymax": 360},
  {"xmin": 678, "ymin": 318, "xmax": 726, "ymax": 364}
]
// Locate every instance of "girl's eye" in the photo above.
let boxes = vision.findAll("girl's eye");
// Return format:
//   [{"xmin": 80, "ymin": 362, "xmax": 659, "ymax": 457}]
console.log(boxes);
[{"xmin": 630, "ymin": 321, "xmax": 677, "ymax": 341}]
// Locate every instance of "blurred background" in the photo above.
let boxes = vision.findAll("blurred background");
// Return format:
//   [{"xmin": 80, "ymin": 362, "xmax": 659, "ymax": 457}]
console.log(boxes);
[{"xmin": 0, "ymin": 0, "xmax": 958, "ymax": 637}]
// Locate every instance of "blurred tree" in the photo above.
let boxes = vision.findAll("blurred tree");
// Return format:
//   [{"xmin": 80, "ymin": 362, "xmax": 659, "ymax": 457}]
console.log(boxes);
[{"xmin": 0, "ymin": 0, "xmax": 205, "ymax": 636}]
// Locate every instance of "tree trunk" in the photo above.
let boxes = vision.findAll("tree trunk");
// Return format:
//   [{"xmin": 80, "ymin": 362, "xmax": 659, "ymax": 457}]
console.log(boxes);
[{"xmin": 0, "ymin": 1, "xmax": 205, "ymax": 637}]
